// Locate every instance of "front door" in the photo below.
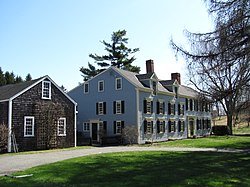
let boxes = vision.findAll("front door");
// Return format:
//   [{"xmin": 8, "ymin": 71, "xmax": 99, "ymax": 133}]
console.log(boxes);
[
  {"xmin": 188, "ymin": 119, "xmax": 195, "ymax": 138},
  {"xmin": 92, "ymin": 123, "xmax": 98, "ymax": 142}
]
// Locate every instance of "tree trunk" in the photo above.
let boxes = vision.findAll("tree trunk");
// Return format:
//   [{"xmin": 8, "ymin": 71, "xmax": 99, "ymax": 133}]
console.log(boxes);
[{"xmin": 227, "ymin": 114, "xmax": 233, "ymax": 135}]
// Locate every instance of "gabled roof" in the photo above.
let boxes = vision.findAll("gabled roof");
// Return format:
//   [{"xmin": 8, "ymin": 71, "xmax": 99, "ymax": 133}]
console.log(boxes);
[
  {"xmin": 0, "ymin": 75, "xmax": 77, "ymax": 105},
  {"xmin": 112, "ymin": 67, "xmax": 172, "ymax": 94},
  {"xmin": 70, "ymin": 66, "xmax": 198, "ymax": 98},
  {"xmin": 0, "ymin": 77, "xmax": 44, "ymax": 101},
  {"xmin": 136, "ymin": 73, "xmax": 154, "ymax": 80}
]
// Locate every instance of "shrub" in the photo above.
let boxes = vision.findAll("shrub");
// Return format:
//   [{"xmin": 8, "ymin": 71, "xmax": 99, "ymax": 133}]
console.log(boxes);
[{"xmin": 212, "ymin": 125, "xmax": 229, "ymax": 135}]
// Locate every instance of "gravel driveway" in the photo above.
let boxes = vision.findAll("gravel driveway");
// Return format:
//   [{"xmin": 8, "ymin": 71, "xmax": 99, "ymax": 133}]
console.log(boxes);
[{"xmin": 0, "ymin": 146, "xmax": 248, "ymax": 176}]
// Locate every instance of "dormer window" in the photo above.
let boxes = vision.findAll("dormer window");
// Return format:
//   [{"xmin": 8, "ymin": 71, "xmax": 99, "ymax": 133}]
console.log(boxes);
[
  {"xmin": 42, "ymin": 81, "xmax": 51, "ymax": 99},
  {"xmin": 174, "ymin": 86, "xmax": 178, "ymax": 98},
  {"xmin": 152, "ymin": 81, "xmax": 157, "ymax": 95}
]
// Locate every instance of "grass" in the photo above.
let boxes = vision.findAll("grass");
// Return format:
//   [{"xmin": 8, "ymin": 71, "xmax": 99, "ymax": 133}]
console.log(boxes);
[
  {"xmin": 0, "ymin": 146, "xmax": 92, "ymax": 157},
  {"xmin": 151, "ymin": 135, "xmax": 250, "ymax": 149},
  {"xmin": 213, "ymin": 115, "xmax": 250, "ymax": 134},
  {"xmin": 0, "ymin": 151, "xmax": 249, "ymax": 187}
]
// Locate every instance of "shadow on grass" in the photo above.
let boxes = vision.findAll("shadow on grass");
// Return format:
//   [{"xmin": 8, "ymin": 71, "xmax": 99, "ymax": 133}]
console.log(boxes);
[{"xmin": 0, "ymin": 151, "xmax": 249, "ymax": 187}]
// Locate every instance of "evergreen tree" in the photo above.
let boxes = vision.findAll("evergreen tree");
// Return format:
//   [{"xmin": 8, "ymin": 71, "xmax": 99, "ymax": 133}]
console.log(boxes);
[
  {"xmin": 15, "ymin": 75, "xmax": 23, "ymax": 83},
  {"xmin": 25, "ymin": 73, "xmax": 32, "ymax": 81},
  {"xmin": 80, "ymin": 29, "xmax": 140, "ymax": 81},
  {"xmin": 4, "ymin": 72, "xmax": 15, "ymax": 84},
  {"xmin": 0, "ymin": 67, "xmax": 6, "ymax": 86}
]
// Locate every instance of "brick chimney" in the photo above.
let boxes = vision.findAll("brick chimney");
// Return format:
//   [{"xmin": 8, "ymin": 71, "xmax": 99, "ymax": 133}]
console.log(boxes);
[
  {"xmin": 146, "ymin": 59, "xmax": 154, "ymax": 73},
  {"xmin": 171, "ymin": 73, "xmax": 181, "ymax": 84}
]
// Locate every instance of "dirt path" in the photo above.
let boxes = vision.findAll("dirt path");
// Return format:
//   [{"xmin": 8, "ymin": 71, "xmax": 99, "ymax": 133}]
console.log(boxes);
[{"xmin": 0, "ymin": 146, "xmax": 248, "ymax": 176}]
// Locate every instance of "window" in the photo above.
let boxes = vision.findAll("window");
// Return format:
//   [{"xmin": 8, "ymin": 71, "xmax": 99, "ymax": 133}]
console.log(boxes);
[
  {"xmin": 144, "ymin": 99, "xmax": 153, "ymax": 114},
  {"xmin": 83, "ymin": 122, "xmax": 90, "ymax": 131},
  {"xmin": 58, "ymin": 118, "xmax": 66, "ymax": 136},
  {"xmin": 114, "ymin": 100, "xmax": 125, "ymax": 114},
  {"xmin": 152, "ymin": 81, "xmax": 157, "ymax": 95},
  {"xmin": 114, "ymin": 121, "xmax": 124, "ymax": 134},
  {"xmin": 178, "ymin": 104, "xmax": 184, "ymax": 115},
  {"xmin": 185, "ymin": 98, "xmax": 189, "ymax": 110},
  {"xmin": 84, "ymin": 83, "xmax": 89, "ymax": 94},
  {"xmin": 168, "ymin": 120, "xmax": 176, "ymax": 133},
  {"xmin": 42, "ymin": 81, "xmax": 51, "ymax": 99},
  {"xmin": 168, "ymin": 102, "xmax": 175, "ymax": 115},
  {"xmin": 189, "ymin": 99, "xmax": 193, "ymax": 111},
  {"xmin": 144, "ymin": 120, "xmax": 153, "ymax": 134},
  {"xmin": 99, "ymin": 121, "xmax": 107, "ymax": 135},
  {"xmin": 174, "ymin": 87, "xmax": 178, "ymax": 98},
  {"xmin": 157, "ymin": 101, "xmax": 165, "ymax": 114},
  {"xmin": 24, "ymin": 116, "xmax": 35, "ymax": 137},
  {"xmin": 196, "ymin": 119, "xmax": 201, "ymax": 130},
  {"xmin": 116, "ymin": 78, "xmax": 122, "ymax": 90},
  {"xmin": 157, "ymin": 120, "xmax": 165, "ymax": 133},
  {"xmin": 98, "ymin": 80, "xmax": 104, "ymax": 92},
  {"xmin": 178, "ymin": 120, "xmax": 185, "ymax": 132},
  {"xmin": 96, "ymin": 102, "xmax": 106, "ymax": 115}
]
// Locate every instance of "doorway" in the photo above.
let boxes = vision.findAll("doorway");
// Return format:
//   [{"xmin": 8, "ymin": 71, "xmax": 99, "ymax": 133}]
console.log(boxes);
[{"xmin": 91, "ymin": 123, "xmax": 98, "ymax": 142}]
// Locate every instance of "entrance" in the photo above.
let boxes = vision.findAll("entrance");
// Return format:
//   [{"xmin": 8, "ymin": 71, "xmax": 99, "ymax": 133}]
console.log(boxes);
[
  {"xmin": 92, "ymin": 123, "xmax": 98, "ymax": 142},
  {"xmin": 188, "ymin": 118, "xmax": 195, "ymax": 138}
]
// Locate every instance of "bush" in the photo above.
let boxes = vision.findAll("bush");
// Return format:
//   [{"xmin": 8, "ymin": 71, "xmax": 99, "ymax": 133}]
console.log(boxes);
[{"xmin": 212, "ymin": 125, "xmax": 229, "ymax": 135}]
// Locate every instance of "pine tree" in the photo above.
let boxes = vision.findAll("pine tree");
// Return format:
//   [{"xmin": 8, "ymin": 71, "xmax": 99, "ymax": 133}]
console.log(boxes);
[{"xmin": 80, "ymin": 29, "xmax": 140, "ymax": 81}]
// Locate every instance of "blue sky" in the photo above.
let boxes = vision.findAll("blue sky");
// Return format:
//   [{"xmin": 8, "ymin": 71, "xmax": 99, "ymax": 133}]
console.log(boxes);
[{"xmin": 0, "ymin": 0, "xmax": 213, "ymax": 90}]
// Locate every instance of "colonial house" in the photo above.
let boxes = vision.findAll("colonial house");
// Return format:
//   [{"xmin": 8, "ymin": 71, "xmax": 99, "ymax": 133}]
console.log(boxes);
[
  {"xmin": 0, "ymin": 75, "xmax": 77, "ymax": 152},
  {"xmin": 69, "ymin": 60, "xmax": 212, "ymax": 145}
]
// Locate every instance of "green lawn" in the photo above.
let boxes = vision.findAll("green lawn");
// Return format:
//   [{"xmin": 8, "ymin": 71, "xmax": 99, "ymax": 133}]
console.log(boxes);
[
  {"xmin": 151, "ymin": 135, "xmax": 250, "ymax": 149},
  {"xmin": 0, "ymin": 151, "xmax": 249, "ymax": 187}
]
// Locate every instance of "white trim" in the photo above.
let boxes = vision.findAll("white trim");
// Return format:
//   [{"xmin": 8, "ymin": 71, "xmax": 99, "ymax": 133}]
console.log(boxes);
[
  {"xmin": 42, "ymin": 80, "xmax": 51, "ymax": 99},
  {"xmin": 98, "ymin": 80, "xmax": 104, "ymax": 92},
  {"xmin": 24, "ymin": 116, "xmax": 35, "ymax": 137},
  {"xmin": 115, "ymin": 100, "xmax": 122, "ymax": 114},
  {"xmin": 58, "ymin": 117, "xmax": 66, "ymax": 136},
  {"xmin": 115, "ymin": 77, "xmax": 122, "ymax": 90},
  {"xmin": 83, "ymin": 82, "xmax": 89, "ymax": 94},
  {"xmin": 83, "ymin": 122, "xmax": 90, "ymax": 131},
  {"xmin": 115, "ymin": 121, "xmax": 122, "ymax": 134},
  {"xmin": 74, "ymin": 104, "xmax": 77, "ymax": 147},
  {"xmin": 7, "ymin": 75, "xmax": 77, "ymax": 106},
  {"xmin": 136, "ymin": 88, "xmax": 140, "ymax": 144},
  {"xmin": 7, "ymin": 100, "xmax": 12, "ymax": 152}
]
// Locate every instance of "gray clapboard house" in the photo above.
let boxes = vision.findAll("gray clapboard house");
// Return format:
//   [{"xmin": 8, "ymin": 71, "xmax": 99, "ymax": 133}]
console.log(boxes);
[{"xmin": 69, "ymin": 60, "xmax": 212, "ymax": 144}]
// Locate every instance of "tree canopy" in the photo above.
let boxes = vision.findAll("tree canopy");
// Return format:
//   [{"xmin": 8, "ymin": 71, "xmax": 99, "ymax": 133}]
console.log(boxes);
[
  {"xmin": 0, "ymin": 67, "xmax": 32, "ymax": 86},
  {"xmin": 171, "ymin": 0, "xmax": 250, "ymax": 134},
  {"xmin": 80, "ymin": 29, "xmax": 140, "ymax": 81}
]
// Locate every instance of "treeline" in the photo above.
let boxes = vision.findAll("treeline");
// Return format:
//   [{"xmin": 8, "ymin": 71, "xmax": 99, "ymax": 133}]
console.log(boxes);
[{"xmin": 0, "ymin": 67, "xmax": 32, "ymax": 86}]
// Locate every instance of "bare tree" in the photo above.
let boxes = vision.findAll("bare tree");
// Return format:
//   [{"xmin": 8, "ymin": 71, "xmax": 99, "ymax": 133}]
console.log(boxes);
[
  {"xmin": 0, "ymin": 123, "xmax": 8, "ymax": 153},
  {"xmin": 171, "ymin": 0, "xmax": 250, "ymax": 134},
  {"xmin": 122, "ymin": 126, "xmax": 138, "ymax": 145}
]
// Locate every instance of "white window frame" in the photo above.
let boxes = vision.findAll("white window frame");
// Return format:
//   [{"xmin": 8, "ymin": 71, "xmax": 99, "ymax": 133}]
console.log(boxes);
[
  {"xmin": 159, "ymin": 101, "xmax": 164, "ymax": 114},
  {"xmin": 146, "ymin": 100, "xmax": 152, "ymax": 114},
  {"xmin": 146, "ymin": 121, "xmax": 152, "ymax": 134},
  {"xmin": 116, "ymin": 100, "xmax": 122, "ymax": 114},
  {"xmin": 24, "ymin": 116, "xmax": 35, "ymax": 137},
  {"xmin": 58, "ymin": 118, "xmax": 66, "ymax": 136},
  {"xmin": 98, "ymin": 102, "xmax": 104, "ymax": 115},
  {"xmin": 98, "ymin": 80, "xmax": 104, "ymax": 92},
  {"xmin": 116, "ymin": 78, "xmax": 122, "ymax": 90},
  {"xmin": 42, "ymin": 81, "xmax": 51, "ymax": 99},
  {"xmin": 116, "ymin": 121, "xmax": 122, "ymax": 134},
  {"xmin": 83, "ymin": 122, "xmax": 90, "ymax": 131},
  {"xmin": 84, "ymin": 83, "xmax": 89, "ymax": 94}
]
